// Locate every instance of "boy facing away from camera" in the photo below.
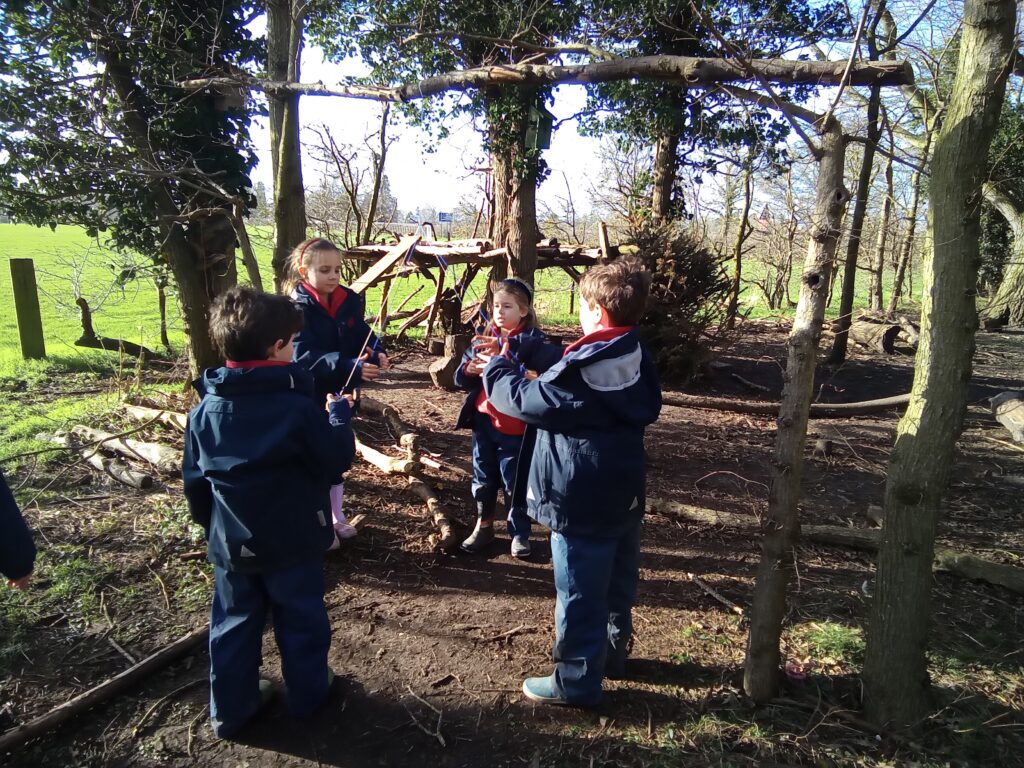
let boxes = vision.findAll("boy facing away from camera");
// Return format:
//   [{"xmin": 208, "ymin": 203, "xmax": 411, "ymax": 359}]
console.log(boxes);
[
  {"xmin": 183, "ymin": 287, "xmax": 355, "ymax": 738},
  {"xmin": 477, "ymin": 258, "xmax": 662, "ymax": 707}
]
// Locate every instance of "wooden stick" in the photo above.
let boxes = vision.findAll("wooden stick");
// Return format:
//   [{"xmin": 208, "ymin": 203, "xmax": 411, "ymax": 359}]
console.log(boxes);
[
  {"xmin": 354, "ymin": 435, "xmax": 421, "ymax": 474},
  {"xmin": 359, "ymin": 395, "xmax": 419, "ymax": 453},
  {"xmin": 424, "ymin": 261, "xmax": 448, "ymax": 340},
  {"xmin": 390, "ymin": 284, "xmax": 425, "ymax": 316},
  {"xmin": 69, "ymin": 425, "xmax": 179, "ymax": 473},
  {"xmin": 686, "ymin": 573, "xmax": 744, "ymax": 616},
  {"xmin": 377, "ymin": 276, "xmax": 394, "ymax": 332},
  {"xmin": 0, "ymin": 625, "xmax": 209, "ymax": 752},
  {"xmin": 122, "ymin": 404, "xmax": 187, "ymax": 432},
  {"xmin": 598, "ymin": 221, "xmax": 612, "ymax": 260},
  {"xmin": 348, "ymin": 235, "xmax": 421, "ymax": 295},
  {"xmin": 407, "ymin": 476, "xmax": 456, "ymax": 551}
]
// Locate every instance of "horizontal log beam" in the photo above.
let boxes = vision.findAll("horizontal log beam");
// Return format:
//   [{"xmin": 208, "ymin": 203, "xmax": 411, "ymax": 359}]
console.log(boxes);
[{"xmin": 184, "ymin": 58, "xmax": 912, "ymax": 105}]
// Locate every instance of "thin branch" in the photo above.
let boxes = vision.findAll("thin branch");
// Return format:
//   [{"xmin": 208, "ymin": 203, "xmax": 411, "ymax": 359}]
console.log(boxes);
[
  {"xmin": 400, "ymin": 31, "xmax": 619, "ymax": 61},
  {"xmin": 820, "ymin": 0, "xmax": 872, "ymax": 133}
]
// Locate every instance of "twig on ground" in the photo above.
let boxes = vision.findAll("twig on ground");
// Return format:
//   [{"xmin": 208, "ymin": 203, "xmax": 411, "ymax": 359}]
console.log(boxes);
[
  {"xmin": 403, "ymin": 686, "xmax": 446, "ymax": 747},
  {"xmin": 480, "ymin": 624, "xmax": 539, "ymax": 643},
  {"xmin": 132, "ymin": 678, "xmax": 205, "ymax": 736},
  {"xmin": 686, "ymin": 573, "xmax": 744, "ymax": 616},
  {"xmin": 107, "ymin": 637, "xmax": 137, "ymax": 666}
]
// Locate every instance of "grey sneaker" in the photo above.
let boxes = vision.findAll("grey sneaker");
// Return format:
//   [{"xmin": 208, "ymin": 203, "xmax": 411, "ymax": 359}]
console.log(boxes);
[
  {"xmin": 511, "ymin": 536, "xmax": 531, "ymax": 559},
  {"xmin": 461, "ymin": 523, "xmax": 495, "ymax": 553},
  {"xmin": 258, "ymin": 678, "xmax": 274, "ymax": 706}
]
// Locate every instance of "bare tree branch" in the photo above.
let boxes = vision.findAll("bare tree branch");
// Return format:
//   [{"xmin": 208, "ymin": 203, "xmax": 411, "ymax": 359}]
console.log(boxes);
[{"xmin": 183, "ymin": 56, "xmax": 913, "ymax": 103}]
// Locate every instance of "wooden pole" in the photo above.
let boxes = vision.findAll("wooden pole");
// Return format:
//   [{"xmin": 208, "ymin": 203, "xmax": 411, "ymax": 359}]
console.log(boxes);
[
  {"xmin": 10, "ymin": 258, "xmax": 46, "ymax": 359},
  {"xmin": 0, "ymin": 625, "xmax": 208, "ymax": 752}
]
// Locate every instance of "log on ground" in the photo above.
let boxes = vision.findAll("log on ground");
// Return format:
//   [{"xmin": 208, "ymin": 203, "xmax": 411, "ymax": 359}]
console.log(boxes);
[
  {"xmin": 70, "ymin": 425, "xmax": 179, "ymax": 473},
  {"xmin": 849, "ymin": 320, "xmax": 900, "ymax": 354},
  {"xmin": 648, "ymin": 497, "xmax": 1024, "ymax": 596},
  {"xmin": 37, "ymin": 432, "xmax": 154, "ymax": 489},
  {"xmin": 991, "ymin": 391, "xmax": 1024, "ymax": 443},
  {"xmin": 661, "ymin": 392, "xmax": 911, "ymax": 418}
]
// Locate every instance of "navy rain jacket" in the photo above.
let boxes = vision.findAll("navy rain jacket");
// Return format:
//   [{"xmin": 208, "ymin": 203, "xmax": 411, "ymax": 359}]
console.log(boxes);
[
  {"xmin": 183, "ymin": 364, "xmax": 355, "ymax": 573},
  {"xmin": 0, "ymin": 470, "xmax": 36, "ymax": 581},
  {"xmin": 483, "ymin": 330, "xmax": 661, "ymax": 538},
  {"xmin": 291, "ymin": 283, "xmax": 384, "ymax": 404},
  {"xmin": 453, "ymin": 325, "xmax": 547, "ymax": 430}
]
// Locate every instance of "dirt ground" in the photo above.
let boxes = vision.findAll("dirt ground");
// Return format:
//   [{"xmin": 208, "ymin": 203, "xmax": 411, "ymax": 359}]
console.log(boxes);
[{"xmin": 2, "ymin": 322, "xmax": 1023, "ymax": 767}]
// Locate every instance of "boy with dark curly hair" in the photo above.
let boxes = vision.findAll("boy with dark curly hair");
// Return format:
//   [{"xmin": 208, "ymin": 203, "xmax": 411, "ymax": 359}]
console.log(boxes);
[{"xmin": 183, "ymin": 286, "xmax": 355, "ymax": 738}]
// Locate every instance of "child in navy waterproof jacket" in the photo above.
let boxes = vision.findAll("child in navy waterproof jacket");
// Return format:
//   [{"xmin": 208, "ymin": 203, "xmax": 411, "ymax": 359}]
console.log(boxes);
[
  {"xmin": 287, "ymin": 237, "xmax": 388, "ymax": 541},
  {"xmin": 479, "ymin": 259, "xmax": 661, "ymax": 707},
  {"xmin": 183, "ymin": 287, "xmax": 356, "ymax": 739},
  {"xmin": 1, "ymin": 469, "xmax": 35, "ymax": 590},
  {"xmin": 453, "ymin": 278, "xmax": 545, "ymax": 559}
]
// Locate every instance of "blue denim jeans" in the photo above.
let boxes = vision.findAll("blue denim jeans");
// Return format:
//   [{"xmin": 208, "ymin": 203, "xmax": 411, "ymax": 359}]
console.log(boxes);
[
  {"xmin": 549, "ymin": 521, "xmax": 642, "ymax": 705},
  {"xmin": 471, "ymin": 413, "xmax": 531, "ymax": 539},
  {"xmin": 209, "ymin": 561, "xmax": 331, "ymax": 736}
]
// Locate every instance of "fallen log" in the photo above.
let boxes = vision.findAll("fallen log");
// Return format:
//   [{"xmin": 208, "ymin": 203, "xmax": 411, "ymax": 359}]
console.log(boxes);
[
  {"xmin": 849, "ymin": 319, "xmax": 900, "ymax": 354},
  {"xmin": 37, "ymin": 433, "xmax": 154, "ymax": 489},
  {"xmin": 0, "ymin": 625, "xmax": 208, "ymax": 752},
  {"xmin": 70, "ymin": 425, "xmax": 179, "ymax": 473},
  {"xmin": 354, "ymin": 435, "xmax": 421, "ymax": 474},
  {"xmin": 407, "ymin": 475, "xmax": 457, "ymax": 551},
  {"xmin": 75, "ymin": 297, "xmax": 161, "ymax": 360},
  {"xmin": 122, "ymin": 404, "xmax": 187, "ymax": 432},
  {"xmin": 359, "ymin": 396, "xmax": 419, "ymax": 455},
  {"xmin": 991, "ymin": 391, "xmax": 1024, "ymax": 444},
  {"xmin": 648, "ymin": 497, "xmax": 1024, "ymax": 596},
  {"xmin": 661, "ymin": 392, "xmax": 911, "ymax": 418}
]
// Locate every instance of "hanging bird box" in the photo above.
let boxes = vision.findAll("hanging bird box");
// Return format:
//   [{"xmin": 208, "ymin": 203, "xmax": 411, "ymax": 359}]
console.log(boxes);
[{"xmin": 525, "ymin": 103, "xmax": 555, "ymax": 150}]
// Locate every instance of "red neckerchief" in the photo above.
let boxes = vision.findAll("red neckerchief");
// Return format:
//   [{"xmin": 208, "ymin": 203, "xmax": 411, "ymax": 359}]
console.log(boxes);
[
  {"xmin": 225, "ymin": 359, "xmax": 292, "ymax": 370},
  {"xmin": 563, "ymin": 325, "xmax": 634, "ymax": 356},
  {"xmin": 300, "ymin": 281, "xmax": 348, "ymax": 318}
]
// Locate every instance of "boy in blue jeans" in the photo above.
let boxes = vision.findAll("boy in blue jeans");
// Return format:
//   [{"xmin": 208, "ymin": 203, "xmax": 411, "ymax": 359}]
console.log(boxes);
[
  {"xmin": 183, "ymin": 287, "xmax": 355, "ymax": 738},
  {"xmin": 480, "ymin": 258, "xmax": 661, "ymax": 707}
]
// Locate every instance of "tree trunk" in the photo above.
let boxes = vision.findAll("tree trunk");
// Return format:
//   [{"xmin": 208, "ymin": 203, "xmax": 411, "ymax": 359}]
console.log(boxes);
[
  {"xmin": 97, "ymin": 42, "xmax": 227, "ymax": 372},
  {"xmin": 727, "ymin": 162, "xmax": 754, "ymax": 329},
  {"xmin": 361, "ymin": 103, "xmax": 391, "ymax": 245},
  {"xmin": 268, "ymin": 0, "xmax": 307, "ymax": 289},
  {"xmin": 888, "ymin": 137, "xmax": 930, "ymax": 315},
  {"xmin": 869, "ymin": 153, "xmax": 894, "ymax": 311},
  {"xmin": 828, "ymin": 83, "xmax": 881, "ymax": 364},
  {"xmin": 487, "ymin": 88, "xmax": 538, "ymax": 285},
  {"xmin": 743, "ymin": 121, "xmax": 849, "ymax": 703},
  {"xmin": 651, "ymin": 132, "xmax": 681, "ymax": 223},
  {"xmin": 980, "ymin": 183, "xmax": 1024, "ymax": 327},
  {"xmin": 863, "ymin": 0, "xmax": 1015, "ymax": 729}
]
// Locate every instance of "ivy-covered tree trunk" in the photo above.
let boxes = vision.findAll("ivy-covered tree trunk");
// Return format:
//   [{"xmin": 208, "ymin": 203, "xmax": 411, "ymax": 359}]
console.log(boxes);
[
  {"xmin": 488, "ymin": 88, "xmax": 539, "ymax": 285},
  {"xmin": 828, "ymin": 82, "xmax": 881, "ymax": 363},
  {"xmin": 744, "ymin": 120, "xmax": 849, "ymax": 703},
  {"xmin": 268, "ymin": 0, "xmax": 307, "ymax": 289},
  {"xmin": 651, "ymin": 132, "xmax": 680, "ymax": 222},
  {"xmin": 650, "ymin": 89, "xmax": 687, "ymax": 222},
  {"xmin": 171, "ymin": 214, "xmax": 239, "ymax": 369},
  {"xmin": 863, "ymin": 0, "xmax": 1015, "ymax": 728},
  {"xmin": 980, "ymin": 183, "xmax": 1024, "ymax": 326}
]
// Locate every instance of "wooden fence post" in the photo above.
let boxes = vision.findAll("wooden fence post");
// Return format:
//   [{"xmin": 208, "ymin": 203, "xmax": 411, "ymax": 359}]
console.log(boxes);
[{"xmin": 10, "ymin": 258, "xmax": 46, "ymax": 359}]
